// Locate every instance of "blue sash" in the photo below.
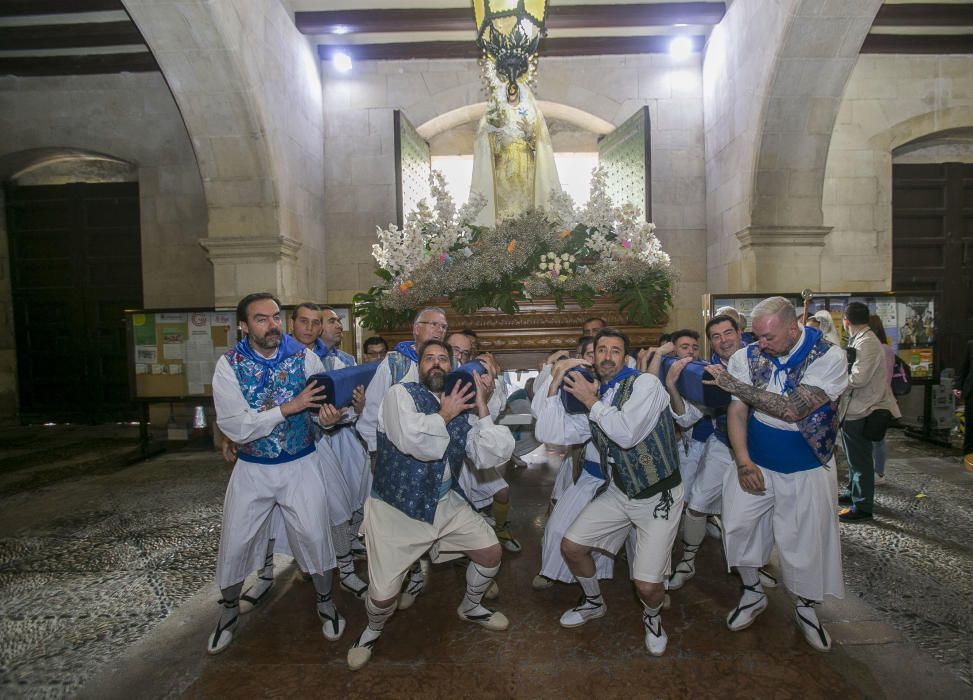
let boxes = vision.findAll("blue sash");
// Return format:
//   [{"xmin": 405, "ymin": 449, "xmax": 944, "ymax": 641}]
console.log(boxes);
[
  {"xmin": 747, "ymin": 416, "xmax": 821, "ymax": 473},
  {"xmin": 582, "ymin": 459, "xmax": 605, "ymax": 479},
  {"xmin": 599, "ymin": 366, "xmax": 640, "ymax": 396}
]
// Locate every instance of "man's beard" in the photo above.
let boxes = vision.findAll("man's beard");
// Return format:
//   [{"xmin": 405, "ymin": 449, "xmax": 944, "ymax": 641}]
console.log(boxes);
[
  {"xmin": 252, "ymin": 329, "xmax": 281, "ymax": 351},
  {"xmin": 596, "ymin": 361, "xmax": 618, "ymax": 382},
  {"xmin": 421, "ymin": 367, "xmax": 446, "ymax": 392}
]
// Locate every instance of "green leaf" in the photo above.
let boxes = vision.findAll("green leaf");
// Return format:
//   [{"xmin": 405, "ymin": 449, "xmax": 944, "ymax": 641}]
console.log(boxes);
[{"xmin": 373, "ymin": 268, "xmax": 393, "ymax": 282}]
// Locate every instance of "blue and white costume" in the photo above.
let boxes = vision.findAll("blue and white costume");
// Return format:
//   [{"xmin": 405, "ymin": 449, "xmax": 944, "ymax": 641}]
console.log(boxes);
[
  {"xmin": 723, "ymin": 327, "xmax": 848, "ymax": 601},
  {"xmin": 213, "ymin": 334, "xmax": 334, "ymax": 589}
]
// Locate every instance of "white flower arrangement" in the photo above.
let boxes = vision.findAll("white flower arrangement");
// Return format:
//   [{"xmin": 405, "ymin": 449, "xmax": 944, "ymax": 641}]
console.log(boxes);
[{"xmin": 356, "ymin": 167, "xmax": 673, "ymax": 329}]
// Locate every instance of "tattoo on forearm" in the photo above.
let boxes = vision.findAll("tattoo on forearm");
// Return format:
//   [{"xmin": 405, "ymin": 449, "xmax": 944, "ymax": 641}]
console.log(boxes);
[{"xmin": 713, "ymin": 372, "xmax": 830, "ymax": 422}]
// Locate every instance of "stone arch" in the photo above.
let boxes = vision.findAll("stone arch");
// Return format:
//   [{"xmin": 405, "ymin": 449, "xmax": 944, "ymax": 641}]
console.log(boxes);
[
  {"xmin": 0, "ymin": 147, "xmax": 134, "ymax": 182},
  {"xmin": 120, "ymin": 0, "xmax": 280, "ymax": 238},
  {"xmin": 121, "ymin": 0, "xmax": 327, "ymax": 305},
  {"xmin": 750, "ymin": 0, "xmax": 885, "ymax": 229},
  {"xmin": 877, "ymin": 107, "xmax": 973, "ymax": 153}
]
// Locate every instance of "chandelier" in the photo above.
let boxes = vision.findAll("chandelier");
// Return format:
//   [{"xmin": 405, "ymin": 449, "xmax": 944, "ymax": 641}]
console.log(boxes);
[{"xmin": 474, "ymin": 0, "xmax": 548, "ymax": 95}]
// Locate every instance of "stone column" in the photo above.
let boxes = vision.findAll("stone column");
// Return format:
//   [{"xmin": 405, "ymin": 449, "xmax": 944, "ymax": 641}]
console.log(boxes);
[
  {"xmin": 735, "ymin": 225, "xmax": 831, "ymax": 292},
  {"xmin": 199, "ymin": 236, "xmax": 303, "ymax": 307}
]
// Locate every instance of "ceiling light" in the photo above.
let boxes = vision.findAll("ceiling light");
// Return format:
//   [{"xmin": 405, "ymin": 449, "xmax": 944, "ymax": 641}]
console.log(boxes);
[
  {"xmin": 669, "ymin": 36, "xmax": 692, "ymax": 60},
  {"xmin": 333, "ymin": 51, "xmax": 352, "ymax": 73}
]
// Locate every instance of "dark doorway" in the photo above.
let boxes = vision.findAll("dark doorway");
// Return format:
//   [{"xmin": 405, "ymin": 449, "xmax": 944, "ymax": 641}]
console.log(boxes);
[
  {"xmin": 3, "ymin": 182, "xmax": 142, "ymax": 423},
  {"xmin": 892, "ymin": 162, "xmax": 973, "ymax": 375}
]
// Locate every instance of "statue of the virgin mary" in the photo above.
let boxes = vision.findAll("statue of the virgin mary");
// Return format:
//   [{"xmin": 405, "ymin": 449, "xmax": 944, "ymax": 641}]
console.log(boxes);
[{"xmin": 470, "ymin": 61, "xmax": 561, "ymax": 227}]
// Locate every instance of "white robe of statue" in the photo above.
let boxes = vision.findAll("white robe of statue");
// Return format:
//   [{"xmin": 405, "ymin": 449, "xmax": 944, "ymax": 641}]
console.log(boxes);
[{"xmin": 470, "ymin": 70, "xmax": 561, "ymax": 227}]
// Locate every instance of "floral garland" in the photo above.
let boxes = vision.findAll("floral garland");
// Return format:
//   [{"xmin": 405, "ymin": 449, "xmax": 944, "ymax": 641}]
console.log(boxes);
[{"xmin": 353, "ymin": 169, "xmax": 673, "ymax": 330}]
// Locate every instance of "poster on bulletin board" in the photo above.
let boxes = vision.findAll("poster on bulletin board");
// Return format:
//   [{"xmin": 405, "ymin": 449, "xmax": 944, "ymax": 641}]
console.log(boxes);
[
  {"xmin": 705, "ymin": 292, "xmax": 938, "ymax": 383},
  {"xmin": 127, "ymin": 309, "xmax": 237, "ymax": 399}
]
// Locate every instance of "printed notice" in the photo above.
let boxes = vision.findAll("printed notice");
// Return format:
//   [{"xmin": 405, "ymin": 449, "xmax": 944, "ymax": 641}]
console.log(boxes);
[
  {"xmin": 132, "ymin": 314, "xmax": 156, "ymax": 346},
  {"xmin": 135, "ymin": 346, "xmax": 158, "ymax": 363}
]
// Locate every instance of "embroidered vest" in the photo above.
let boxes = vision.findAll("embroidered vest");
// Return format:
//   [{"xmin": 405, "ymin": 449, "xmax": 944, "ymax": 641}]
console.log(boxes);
[
  {"xmin": 745, "ymin": 339, "xmax": 839, "ymax": 468},
  {"xmin": 589, "ymin": 375, "xmax": 681, "ymax": 502},
  {"xmin": 225, "ymin": 347, "xmax": 314, "ymax": 464},
  {"xmin": 386, "ymin": 351, "xmax": 415, "ymax": 385},
  {"xmin": 372, "ymin": 382, "xmax": 473, "ymax": 523}
]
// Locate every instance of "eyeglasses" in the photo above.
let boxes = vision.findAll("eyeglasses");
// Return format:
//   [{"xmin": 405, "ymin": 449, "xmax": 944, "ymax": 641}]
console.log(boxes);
[
  {"xmin": 451, "ymin": 347, "xmax": 472, "ymax": 361},
  {"xmin": 417, "ymin": 321, "xmax": 449, "ymax": 331}
]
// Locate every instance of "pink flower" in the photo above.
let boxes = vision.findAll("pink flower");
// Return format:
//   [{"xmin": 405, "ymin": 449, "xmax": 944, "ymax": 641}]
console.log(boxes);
[{"xmin": 621, "ymin": 240, "xmax": 632, "ymax": 249}]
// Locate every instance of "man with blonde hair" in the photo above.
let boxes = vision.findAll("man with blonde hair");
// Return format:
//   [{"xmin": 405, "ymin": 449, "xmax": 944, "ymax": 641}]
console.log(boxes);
[{"xmin": 703, "ymin": 296, "xmax": 847, "ymax": 652}]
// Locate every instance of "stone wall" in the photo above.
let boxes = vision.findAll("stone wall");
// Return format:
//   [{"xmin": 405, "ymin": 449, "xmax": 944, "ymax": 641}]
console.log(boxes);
[
  {"xmin": 0, "ymin": 72, "xmax": 209, "ymax": 420},
  {"xmin": 821, "ymin": 54, "xmax": 973, "ymax": 292},
  {"xmin": 321, "ymin": 54, "xmax": 707, "ymax": 331}
]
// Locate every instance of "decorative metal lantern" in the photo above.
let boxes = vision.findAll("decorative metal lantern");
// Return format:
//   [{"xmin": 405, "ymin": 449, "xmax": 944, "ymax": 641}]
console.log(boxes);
[{"xmin": 474, "ymin": 0, "xmax": 548, "ymax": 94}]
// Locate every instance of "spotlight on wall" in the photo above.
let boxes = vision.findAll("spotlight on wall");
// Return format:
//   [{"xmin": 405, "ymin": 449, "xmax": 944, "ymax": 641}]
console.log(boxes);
[
  {"xmin": 669, "ymin": 36, "xmax": 692, "ymax": 60},
  {"xmin": 333, "ymin": 51, "xmax": 353, "ymax": 72}
]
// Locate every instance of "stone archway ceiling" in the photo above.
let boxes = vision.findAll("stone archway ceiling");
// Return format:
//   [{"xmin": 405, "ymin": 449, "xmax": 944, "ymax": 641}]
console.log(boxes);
[
  {"xmin": 865, "ymin": 1, "xmax": 973, "ymax": 54},
  {"xmin": 285, "ymin": 1, "xmax": 725, "ymax": 62},
  {"xmin": 0, "ymin": 0, "xmax": 159, "ymax": 76}
]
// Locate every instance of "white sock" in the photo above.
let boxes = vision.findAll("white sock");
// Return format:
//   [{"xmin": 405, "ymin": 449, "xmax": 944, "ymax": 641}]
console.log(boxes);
[
  {"xmin": 357, "ymin": 597, "xmax": 395, "ymax": 647},
  {"xmin": 405, "ymin": 560, "xmax": 424, "ymax": 594},
  {"xmin": 678, "ymin": 513, "xmax": 707, "ymax": 566},
  {"xmin": 459, "ymin": 562, "xmax": 500, "ymax": 616},
  {"xmin": 312, "ymin": 571, "xmax": 336, "ymax": 617},
  {"xmin": 576, "ymin": 574, "xmax": 603, "ymax": 603},
  {"xmin": 260, "ymin": 539, "xmax": 275, "ymax": 579},
  {"xmin": 737, "ymin": 566, "xmax": 764, "ymax": 603},
  {"xmin": 218, "ymin": 582, "xmax": 243, "ymax": 626}
]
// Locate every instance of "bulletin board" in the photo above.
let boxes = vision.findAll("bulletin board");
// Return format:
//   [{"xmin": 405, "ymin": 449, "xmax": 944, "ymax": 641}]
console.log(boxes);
[
  {"xmin": 704, "ymin": 291, "xmax": 938, "ymax": 383},
  {"xmin": 126, "ymin": 303, "xmax": 360, "ymax": 400},
  {"xmin": 127, "ymin": 308, "xmax": 238, "ymax": 400}
]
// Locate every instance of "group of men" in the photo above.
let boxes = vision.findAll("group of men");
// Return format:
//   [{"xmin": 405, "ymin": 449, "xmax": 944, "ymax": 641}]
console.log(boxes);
[
  {"xmin": 210, "ymin": 297, "xmax": 519, "ymax": 670},
  {"xmin": 209, "ymin": 292, "xmax": 857, "ymax": 669}
]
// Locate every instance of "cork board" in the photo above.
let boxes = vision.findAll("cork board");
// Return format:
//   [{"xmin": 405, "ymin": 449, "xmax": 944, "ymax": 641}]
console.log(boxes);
[{"xmin": 128, "ymin": 310, "xmax": 237, "ymax": 399}]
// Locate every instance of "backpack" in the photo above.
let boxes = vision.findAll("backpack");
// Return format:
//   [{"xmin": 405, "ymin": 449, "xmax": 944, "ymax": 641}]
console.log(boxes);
[{"xmin": 891, "ymin": 355, "xmax": 912, "ymax": 396}]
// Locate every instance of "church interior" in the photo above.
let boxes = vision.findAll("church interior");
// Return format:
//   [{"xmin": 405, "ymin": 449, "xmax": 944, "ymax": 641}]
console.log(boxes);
[{"xmin": 0, "ymin": 0, "xmax": 971, "ymax": 697}]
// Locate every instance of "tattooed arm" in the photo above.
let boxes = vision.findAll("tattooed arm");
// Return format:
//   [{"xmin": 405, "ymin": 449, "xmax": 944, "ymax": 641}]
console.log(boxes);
[{"xmin": 703, "ymin": 364, "xmax": 830, "ymax": 423}]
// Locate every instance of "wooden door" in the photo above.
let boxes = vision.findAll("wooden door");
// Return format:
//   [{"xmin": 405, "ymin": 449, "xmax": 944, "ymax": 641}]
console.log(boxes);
[
  {"xmin": 4, "ymin": 182, "xmax": 143, "ymax": 423},
  {"xmin": 892, "ymin": 162, "xmax": 973, "ymax": 375}
]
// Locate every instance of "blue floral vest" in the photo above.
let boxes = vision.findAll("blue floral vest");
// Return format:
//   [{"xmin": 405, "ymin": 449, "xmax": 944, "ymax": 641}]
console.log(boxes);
[
  {"xmin": 745, "ymin": 337, "xmax": 838, "ymax": 470},
  {"xmin": 225, "ymin": 347, "xmax": 314, "ymax": 464},
  {"xmin": 589, "ymin": 375, "xmax": 682, "ymax": 511},
  {"xmin": 372, "ymin": 382, "xmax": 473, "ymax": 523},
  {"xmin": 386, "ymin": 351, "xmax": 414, "ymax": 385}
]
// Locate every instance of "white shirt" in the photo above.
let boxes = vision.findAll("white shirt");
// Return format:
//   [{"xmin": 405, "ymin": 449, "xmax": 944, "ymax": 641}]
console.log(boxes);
[
  {"xmin": 359, "ymin": 353, "xmax": 508, "ymax": 452},
  {"xmin": 378, "ymin": 383, "xmax": 515, "ymax": 478},
  {"xmin": 358, "ymin": 355, "xmax": 418, "ymax": 452},
  {"xmin": 212, "ymin": 350, "xmax": 324, "ymax": 444},
  {"xmin": 535, "ymin": 373, "xmax": 697, "ymax": 465},
  {"xmin": 726, "ymin": 329, "xmax": 848, "ymax": 432}
]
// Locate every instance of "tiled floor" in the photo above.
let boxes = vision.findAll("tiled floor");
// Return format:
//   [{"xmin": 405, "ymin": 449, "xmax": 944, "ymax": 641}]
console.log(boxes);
[{"xmin": 0, "ymin": 427, "xmax": 970, "ymax": 698}]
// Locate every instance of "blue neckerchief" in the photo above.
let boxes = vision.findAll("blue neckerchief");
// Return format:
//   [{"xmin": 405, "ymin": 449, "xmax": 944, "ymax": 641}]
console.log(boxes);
[
  {"xmin": 394, "ymin": 340, "xmax": 418, "ymax": 363},
  {"xmin": 710, "ymin": 351, "xmax": 720, "ymax": 364},
  {"xmin": 310, "ymin": 338, "xmax": 335, "ymax": 359},
  {"xmin": 766, "ymin": 326, "xmax": 822, "ymax": 393},
  {"xmin": 599, "ymin": 366, "xmax": 640, "ymax": 396},
  {"xmin": 234, "ymin": 333, "xmax": 305, "ymax": 391}
]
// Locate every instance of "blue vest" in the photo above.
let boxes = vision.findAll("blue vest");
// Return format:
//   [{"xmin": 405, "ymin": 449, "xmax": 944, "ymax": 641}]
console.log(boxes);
[
  {"xmin": 386, "ymin": 351, "xmax": 415, "ymax": 385},
  {"xmin": 745, "ymin": 334, "xmax": 838, "ymax": 472},
  {"xmin": 372, "ymin": 382, "xmax": 473, "ymax": 524},
  {"xmin": 589, "ymin": 375, "xmax": 681, "ymax": 502},
  {"xmin": 225, "ymin": 347, "xmax": 314, "ymax": 464}
]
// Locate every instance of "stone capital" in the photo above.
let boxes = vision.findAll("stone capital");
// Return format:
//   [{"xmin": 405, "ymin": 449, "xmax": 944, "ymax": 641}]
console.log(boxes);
[
  {"xmin": 735, "ymin": 225, "xmax": 831, "ymax": 250},
  {"xmin": 733, "ymin": 225, "xmax": 832, "ymax": 292},
  {"xmin": 198, "ymin": 235, "xmax": 302, "ymax": 263},
  {"xmin": 199, "ymin": 236, "xmax": 304, "ymax": 307}
]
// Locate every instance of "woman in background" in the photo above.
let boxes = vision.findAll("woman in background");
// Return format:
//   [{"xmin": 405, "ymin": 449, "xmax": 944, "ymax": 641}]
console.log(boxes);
[{"xmin": 868, "ymin": 314, "xmax": 897, "ymax": 480}]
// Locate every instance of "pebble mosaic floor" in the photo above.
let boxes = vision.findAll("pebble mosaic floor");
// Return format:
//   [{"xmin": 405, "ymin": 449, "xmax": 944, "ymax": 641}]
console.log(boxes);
[{"xmin": 0, "ymin": 430, "xmax": 968, "ymax": 697}]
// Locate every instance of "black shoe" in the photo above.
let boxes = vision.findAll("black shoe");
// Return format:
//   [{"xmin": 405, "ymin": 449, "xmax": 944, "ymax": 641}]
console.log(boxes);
[
  {"xmin": 838, "ymin": 493, "xmax": 852, "ymax": 506},
  {"xmin": 839, "ymin": 506, "xmax": 872, "ymax": 522}
]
